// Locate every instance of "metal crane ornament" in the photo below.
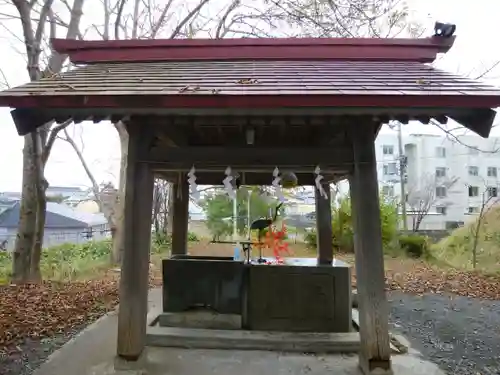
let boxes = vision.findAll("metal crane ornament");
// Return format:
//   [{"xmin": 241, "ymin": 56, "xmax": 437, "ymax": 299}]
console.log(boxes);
[{"xmin": 250, "ymin": 202, "xmax": 284, "ymax": 263}]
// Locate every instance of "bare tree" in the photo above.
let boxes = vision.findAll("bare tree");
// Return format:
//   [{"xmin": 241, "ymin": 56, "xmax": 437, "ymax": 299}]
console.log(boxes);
[
  {"xmin": 428, "ymin": 59, "xmax": 500, "ymax": 153},
  {"xmin": 1, "ymin": 0, "xmax": 420, "ymax": 276},
  {"xmin": 263, "ymin": 0, "xmax": 422, "ymax": 38},
  {"xmin": 0, "ymin": 0, "xmax": 84, "ymax": 282},
  {"xmin": 152, "ymin": 179, "xmax": 171, "ymax": 238},
  {"xmin": 406, "ymin": 173, "xmax": 459, "ymax": 231},
  {"xmin": 55, "ymin": 0, "xmax": 221, "ymax": 263},
  {"xmin": 465, "ymin": 178, "xmax": 500, "ymax": 269},
  {"xmin": 58, "ymin": 127, "xmax": 117, "ymax": 231}
]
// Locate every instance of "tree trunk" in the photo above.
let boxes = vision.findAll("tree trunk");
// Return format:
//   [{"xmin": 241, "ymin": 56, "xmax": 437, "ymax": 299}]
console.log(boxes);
[
  {"xmin": 163, "ymin": 185, "xmax": 171, "ymax": 234},
  {"xmin": 12, "ymin": 135, "xmax": 38, "ymax": 283},
  {"xmin": 111, "ymin": 122, "xmax": 129, "ymax": 264},
  {"xmin": 167, "ymin": 191, "xmax": 175, "ymax": 235},
  {"xmin": 28, "ymin": 128, "xmax": 49, "ymax": 282},
  {"xmin": 472, "ymin": 194, "xmax": 487, "ymax": 270},
  {"xmin": 30, "ymin": 187, "xmax": 47, "ymax": 281}
]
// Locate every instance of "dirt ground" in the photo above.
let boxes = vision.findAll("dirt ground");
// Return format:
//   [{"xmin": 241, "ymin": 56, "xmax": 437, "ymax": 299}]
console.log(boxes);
[
  {"xmin": 187, "ymin": 240, "xmax": 427, "ymax": 276},
  {"xmin": 187, "ymin": 240, "xmax": 314, "ymax": 258}
]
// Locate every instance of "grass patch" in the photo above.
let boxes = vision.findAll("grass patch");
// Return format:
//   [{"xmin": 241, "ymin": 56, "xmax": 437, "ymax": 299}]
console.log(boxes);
[
  {"xmin": 0, "ymin": 236, "xmax": 176, "ymax": 285},
  {"xmin": 0, "ymin": 240, "xmax": 114, "ymax": 283},
  {"xmin": 431, "ymin": 207, "xmax": 500, "ymax": 273}
]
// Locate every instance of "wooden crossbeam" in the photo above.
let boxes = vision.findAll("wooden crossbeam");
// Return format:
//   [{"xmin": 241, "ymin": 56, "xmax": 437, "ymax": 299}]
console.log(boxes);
[{"xmin": 146, "ymin": 146, "xmax": 353, "ymax": 172}]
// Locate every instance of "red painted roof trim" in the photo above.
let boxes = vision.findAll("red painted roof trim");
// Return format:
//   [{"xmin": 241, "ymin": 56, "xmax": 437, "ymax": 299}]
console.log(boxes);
[
  {"xmin": 1, "ymin": 92, "xmax": 498, "ymax": 110},
  {"xmin": 51, "ymin": 36, "xmax": 455, "ymax": 64}
]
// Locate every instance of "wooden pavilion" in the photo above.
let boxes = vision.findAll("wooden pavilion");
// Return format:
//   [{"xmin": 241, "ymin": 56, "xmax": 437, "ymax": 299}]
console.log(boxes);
[{"xmin": 2, "ymin": 32, "xmax": 500, "ymax": 375}]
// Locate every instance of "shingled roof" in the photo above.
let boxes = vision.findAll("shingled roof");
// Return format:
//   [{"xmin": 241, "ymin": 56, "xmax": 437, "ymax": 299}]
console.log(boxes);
[{"xmin": 1, "ymin": 37, "xmax": 500, "ymax": 137}]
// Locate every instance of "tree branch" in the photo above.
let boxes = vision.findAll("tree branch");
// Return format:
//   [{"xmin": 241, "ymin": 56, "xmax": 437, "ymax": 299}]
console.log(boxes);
[
  {"xmin": 169, "ymin": 0, "xmax": 211, "ymax": 39},
  {"xmin": 149, "ymin": 0, "xmax": 175, "ymax": 38},
  {"xmin": 41, "ymin": 120, "xmax": 72, "ymax": 166},
  {"xmin": 131, "ymin": 0, "xmax": 141, "ymax": 38},
  {"xmin": 114, "ymin": 0, "xmax": 127, "ymax": 40},
  {"xmin": 60, "ymin": 128, "xmax": 102, "ymax": 207},
  {"xmin": 431, "ymin": 119, "xmax": 500, "ymax": 154},
  {"xmin": 34, "ymin": 0, "xmax": 54, "ymax": 49},
  {"xmin": 45, "ymin": 0, "xmax": 84, "ymax": 74},
  {"xmin": 0, "ymin": 68, "xmax": 10, "ymax": 89},
  {"xmin": 215, "ymin": 0, "xmax": 240, "ymax": 38}
]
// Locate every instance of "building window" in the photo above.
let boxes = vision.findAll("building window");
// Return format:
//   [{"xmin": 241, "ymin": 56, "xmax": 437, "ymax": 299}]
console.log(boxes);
[
  {"xmin": 487, "ymin": 186, "xmax": 498, "ymax": 198},
  {"xmin": 468, "ymin": 206, "xmax": 479, "ymax": 214},
  {"xmin": 436, "ymin": 147, "xmax": 446, "ymax": 158},
  {"xmin": 382, "ymin": 145, "xmax": 394, "ymax": 155},
  {"xmin": 468, "ymin": 166, "xmax": 479, "ymax": 176},
  {"xmin": 435, "ymin": 186, "xmax": 447, "ymax": 198},
  {"xmin": 435, "ymin": 167, "xmax": 446, "ymax": 178},
  {"xmin": 383, "ymin": 163, "xmax": 397, "ymax": 175},
  {"xmin": 487, "ymin": 167, "xmax": 497, "ymax": 177},
  {"xmin": 468, "ymin": 186, "xmax": 479, "ymax": 197},
  {"xmin": 381, "ymin": 185, "xmax": 395, "ymax": 196},
  {"xmin": 436, "ymin": 206, "xmax": 447, "ymax": 215},
  {"xmin": 446, "ymin": 221, "xmax": 464, "ymax": 229}
]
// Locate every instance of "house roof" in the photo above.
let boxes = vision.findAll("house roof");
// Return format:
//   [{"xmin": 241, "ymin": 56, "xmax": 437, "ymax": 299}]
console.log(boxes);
[
  {"xmin": 0, "ymin": 202, "xmax": 107, "ymax": 229},
  {"xmin": 1, "ymin": 36, "xmax": 500, "ymax": 138},
  {"xmin": 46, "ymin": 186, "xmax": 84, "ymax": 193}
]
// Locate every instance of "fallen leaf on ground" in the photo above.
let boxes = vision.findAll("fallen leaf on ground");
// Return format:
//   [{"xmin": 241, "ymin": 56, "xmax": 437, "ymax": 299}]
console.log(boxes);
[{"xmin": 0, "ymin": 266, "xmax": 163, "ymax": 352}]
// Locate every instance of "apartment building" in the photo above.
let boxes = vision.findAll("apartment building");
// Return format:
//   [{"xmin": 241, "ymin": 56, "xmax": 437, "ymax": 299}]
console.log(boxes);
[{"xmin": 339, "ymin": 131, "xmax": 500, "ymax": 230}]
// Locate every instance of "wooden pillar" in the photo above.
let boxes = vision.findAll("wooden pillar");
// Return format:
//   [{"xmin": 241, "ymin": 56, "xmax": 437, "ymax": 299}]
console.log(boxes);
[
  {"xmin": 116, "ymin": 125, "xmax": 154, "ymax": 362},
  {"xmin": 171, "ymin": 178, "xmax": 189, "ymax": 256},
  {"xmin": 315, "ymin": 184, "xmax": 333, "ymax": 265},
  {"xmin": 349, "ymin": 129, "xmax": 392, "ymax": 374}
]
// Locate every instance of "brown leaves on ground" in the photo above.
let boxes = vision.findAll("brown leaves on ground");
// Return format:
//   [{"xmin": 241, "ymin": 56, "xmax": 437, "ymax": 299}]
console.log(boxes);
[
  {"xmin": 0, "ymin": 279, "xmax": 118, "ymax": 352},
  {"xmin": 347, "ymin": 256, "xmax": 500, "ymax": 300},
  {"xmin": 0, "ymin": 266, "xmax": 163, "ymax": 353}
]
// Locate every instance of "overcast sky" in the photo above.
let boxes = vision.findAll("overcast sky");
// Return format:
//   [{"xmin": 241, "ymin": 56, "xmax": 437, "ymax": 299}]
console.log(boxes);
[{"xmin": 1, "ymin": 0, "xmax": 500, "ymax": 192}]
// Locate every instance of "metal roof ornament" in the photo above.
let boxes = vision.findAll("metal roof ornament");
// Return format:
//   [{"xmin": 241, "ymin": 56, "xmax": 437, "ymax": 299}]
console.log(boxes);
[{"xmin": 434, "ymin": 22, "xmax": 456, "ymax": 38}]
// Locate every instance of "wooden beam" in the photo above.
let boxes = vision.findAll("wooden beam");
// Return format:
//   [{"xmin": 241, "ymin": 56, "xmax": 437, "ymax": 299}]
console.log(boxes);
[
  {"xmin": 315, "ymin": 184, "xmax": 333, "ymax": 265},
  {"xmin": 157, "ymin": 126, "xmax": 189, "ymax": 147},
  {"xmin": 349, "ymin": 128, "xmax": 392, "ymax": 374},
  {"xmin": 146, "ymin": 147, "xmax": 353, "ymax": 171},
  {"xmin": 116, "ymin": 124, "xmax": 155, "ymax": 362},
  {"xmin": 171, "ymin": 178, "xmax": 189, "ymax": 255}
]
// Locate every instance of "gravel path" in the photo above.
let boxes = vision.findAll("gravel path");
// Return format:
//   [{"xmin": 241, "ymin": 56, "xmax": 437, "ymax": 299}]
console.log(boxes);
[
  {"xmin": 0, "ymin": 325, "xmax": 86, "ymax": 375},
  {"xmin": 388, "ymin": 291, "xmax": 500, "ymax": 375}
]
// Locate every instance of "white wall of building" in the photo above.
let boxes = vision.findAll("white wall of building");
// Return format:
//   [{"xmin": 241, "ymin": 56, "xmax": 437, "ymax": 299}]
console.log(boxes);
[{"xmin": 337, "ymin": 131, "xmax": 500, "ymax": 230}]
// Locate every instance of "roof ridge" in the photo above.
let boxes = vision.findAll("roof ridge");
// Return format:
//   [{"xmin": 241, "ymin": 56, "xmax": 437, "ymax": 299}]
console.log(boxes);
[
  {"xmin": 0, "ymin": 202, "xmax": 19, "ymax": 226},
  {"xmin": 51, "ymin": 36, "xmax": 455, "ymax": 65}
]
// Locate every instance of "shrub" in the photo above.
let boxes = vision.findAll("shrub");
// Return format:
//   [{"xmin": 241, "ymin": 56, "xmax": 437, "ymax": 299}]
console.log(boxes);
[
  {"xmin": 398, "ymin": 234, "xmax": 428, "ymax": 258},
  {"xmin": 188, "ymin": 231, "xmax": 199, "ymax": 242},
  {"xmin": 40, "ymin": 240, "xmax": 113, "ymax": 281},
  {"xmin": 304, "ymin": 230, "xmax": 317, "ymax": 249},
  {"xmin": 43, "ymin": 240, "xmax": 112, "ymax": 263},
  {"xmin": 304, "ymin": 195, "xmax": 399, "ymax": 253}
]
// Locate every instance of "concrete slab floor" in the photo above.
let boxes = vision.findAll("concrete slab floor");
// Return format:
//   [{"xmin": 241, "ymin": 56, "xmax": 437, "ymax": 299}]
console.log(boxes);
[
  {"xmin": 33, "ymin": 289, "xmax": 446, "ymax": 375},
  {"xmin": 37, "ymin": 345, "xmax": 447, "ymax": 375}
]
